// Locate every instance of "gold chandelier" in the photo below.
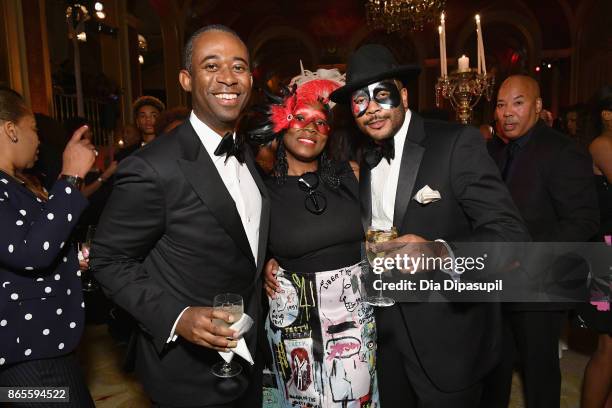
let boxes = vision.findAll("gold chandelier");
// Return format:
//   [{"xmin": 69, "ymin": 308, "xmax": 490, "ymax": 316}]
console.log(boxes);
[{"xmin": 366, "ymin": 0, "xmax": 447, "ymax": 33}]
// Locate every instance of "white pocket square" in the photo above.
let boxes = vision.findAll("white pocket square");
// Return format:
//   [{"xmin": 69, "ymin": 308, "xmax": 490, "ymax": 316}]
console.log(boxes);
[{"xmin": 413, "ymin": 185, "xmax": 441, "ymax": 205}]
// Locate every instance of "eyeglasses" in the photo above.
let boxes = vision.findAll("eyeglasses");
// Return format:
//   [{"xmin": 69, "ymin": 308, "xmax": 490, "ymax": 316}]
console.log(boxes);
[{"xmin": 297, "ymin": 172, "xmax": 327, "ymax": 215}]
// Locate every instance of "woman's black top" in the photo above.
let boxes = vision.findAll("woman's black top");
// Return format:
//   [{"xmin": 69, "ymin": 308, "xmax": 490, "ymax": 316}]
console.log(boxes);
[{"xmin": 265, "ymin": 162, "xmax": 363, "ymax": 273}]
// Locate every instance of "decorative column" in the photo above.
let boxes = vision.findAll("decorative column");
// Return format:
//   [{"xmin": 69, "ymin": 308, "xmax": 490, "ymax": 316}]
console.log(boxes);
[{"xmin": 22, "ymin": 0, "xmax": 53, "ymax": 114}]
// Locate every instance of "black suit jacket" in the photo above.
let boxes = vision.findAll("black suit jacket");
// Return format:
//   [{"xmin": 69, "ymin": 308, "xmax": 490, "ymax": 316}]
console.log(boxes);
[
  {"xmin": 90, "ymin": 121, "xmax": 270, "ymax": 406},
  {"xmin": 488, "ymin": 121, "xmax": 599, "ymax": 310},
  {"xmin": 363, "ymin": 113, "xmax": 529, "ymax": 392}
]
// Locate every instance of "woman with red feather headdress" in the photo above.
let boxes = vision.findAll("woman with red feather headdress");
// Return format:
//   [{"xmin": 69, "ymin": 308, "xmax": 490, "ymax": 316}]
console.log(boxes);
[{"xmin": 246, "ymin": 68, "xmax": 380, "ymax": 407}]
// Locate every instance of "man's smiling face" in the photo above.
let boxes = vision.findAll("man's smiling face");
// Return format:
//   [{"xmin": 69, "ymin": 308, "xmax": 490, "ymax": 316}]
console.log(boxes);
[{"xmin": 179, "ymin": 30, "xmax": 252, "ymax": 135}]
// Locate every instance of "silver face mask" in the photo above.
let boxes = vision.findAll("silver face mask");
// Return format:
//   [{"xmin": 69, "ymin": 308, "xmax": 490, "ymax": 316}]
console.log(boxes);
[{"xmin": 350, "ymin": 81, "xmax": 402, "ymax": 117}]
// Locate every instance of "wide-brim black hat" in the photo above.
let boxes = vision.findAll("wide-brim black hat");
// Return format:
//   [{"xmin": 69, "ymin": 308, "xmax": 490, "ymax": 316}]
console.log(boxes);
[{"xmin": 330, "ymin": 44, "xmax": 421, "ymax": 104}]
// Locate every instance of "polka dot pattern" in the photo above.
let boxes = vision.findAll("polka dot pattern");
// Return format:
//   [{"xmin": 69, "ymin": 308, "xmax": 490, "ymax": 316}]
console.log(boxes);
[{"xmin": 1, "ymin": 176, "xmax": 86, "ymax": 365}]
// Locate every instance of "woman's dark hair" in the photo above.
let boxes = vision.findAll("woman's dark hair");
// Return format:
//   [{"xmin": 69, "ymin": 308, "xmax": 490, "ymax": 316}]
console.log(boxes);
[
  {"xmin": 242, "ymin": 87, "xmax": 348, "ymax": 189},
  {"xmin": 0, "ymin": 87, "xmax": 29, "ymax": 123},
  {"xmin": 586, "ymin": 85, "xmax": 612, "ymax": 139}
]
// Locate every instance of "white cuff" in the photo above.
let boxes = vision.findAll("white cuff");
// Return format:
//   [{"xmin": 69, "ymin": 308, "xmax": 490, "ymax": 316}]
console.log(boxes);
[
  {"xmin": 167, "ymin": 306, "xmax": 190, "ymax": 343},
  {"xmin": 435, "ymin": 239, "xmax": 461, "ymax": 280}
]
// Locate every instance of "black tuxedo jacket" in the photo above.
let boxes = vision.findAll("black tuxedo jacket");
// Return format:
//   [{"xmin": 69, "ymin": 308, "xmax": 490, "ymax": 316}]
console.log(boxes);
[
  {"xmin": 362, "ymin": 113, "xmax": 529, "ymax": 392},
  {"xmin": 90, "ymin": 121, "xmax": 270, "ymax": 406},
  {"xmin": 488, "ymin": 121, "xmax": 599, "ymax": 311}
]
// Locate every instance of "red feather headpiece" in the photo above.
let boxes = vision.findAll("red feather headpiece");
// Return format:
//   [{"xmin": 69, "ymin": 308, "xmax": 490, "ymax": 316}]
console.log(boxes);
[{"xmin": 269, "ymin": 78, "xmax": 343, "ymax": 134}]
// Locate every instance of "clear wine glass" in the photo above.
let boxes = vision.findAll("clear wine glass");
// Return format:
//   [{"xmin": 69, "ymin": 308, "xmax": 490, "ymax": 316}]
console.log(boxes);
[
  {"xmin": 79, "ymin": 225, "xmax": 98, "ymax": 292},
  {"xmin": 211, "ymin": 293, "xmax": 244, "ymax": 378},
  {"xmin": 365, "ymin": 226, "xmax": 398, "ymax": 307}
]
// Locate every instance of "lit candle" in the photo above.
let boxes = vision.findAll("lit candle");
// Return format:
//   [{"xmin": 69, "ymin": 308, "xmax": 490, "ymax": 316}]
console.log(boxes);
[
  {"xmin": 438, "ymin": 25, "xmax": 444, "ymax": 77},
  {"xmin": 475, "ymin": 14, "xmax": 486, "ymax": 75},
  {"xmin": 441, "ymin": 12, "xmax": 447, "ymax": 76},
  {"xmin": 476, "ymin": 28, "xmax": 482, "ymax": 74},
  {"xmin": 458, "ymin": 55, "xmax": 470, "ymax": 72}
]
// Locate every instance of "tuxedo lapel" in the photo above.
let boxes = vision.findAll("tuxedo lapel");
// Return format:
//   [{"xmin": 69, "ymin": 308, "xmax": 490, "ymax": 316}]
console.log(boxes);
[
  {"xmin": 393, "ymin": 113, "xmax": 426, "ymax": 228},
  {"xmin": 244, "ymin": 148, "xmax": 270, "ymax": 277},
  {"xmin": 176, "ymin": 124, "xmax": 255, "ymax": 265},
  {"xmin": 359, "ymin": 164, "xmax": 372, "ymax": 233}
]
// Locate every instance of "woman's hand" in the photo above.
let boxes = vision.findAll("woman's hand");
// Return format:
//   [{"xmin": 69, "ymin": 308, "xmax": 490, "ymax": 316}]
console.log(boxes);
[
  {"xmin": 264, "ymin": 258, "xmax": 280, "ymax": 298},
  {"xmin": 101, "ymin": 160, "xmax": 118, "ymax": 180},
  {"xmin": 61, "ymin": 125, "xmax": 96, "ymax": 178}
]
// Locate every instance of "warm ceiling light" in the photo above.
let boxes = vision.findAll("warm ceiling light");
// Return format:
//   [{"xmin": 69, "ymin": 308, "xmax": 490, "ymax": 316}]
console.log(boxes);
[
  {"xmin": 94, "ymin": 2, "xmax": 104, "ymax": 11},
  {"xmin": 76, "ymin": 32, "xmax": 87, "ymax": 42},
  {"xmin": 138, "ymin": 55, "xmax": 144, "ymax": 64},
  {"xmin": 96, "ymin": 11, "xmax": 105, "ymax": 19}
]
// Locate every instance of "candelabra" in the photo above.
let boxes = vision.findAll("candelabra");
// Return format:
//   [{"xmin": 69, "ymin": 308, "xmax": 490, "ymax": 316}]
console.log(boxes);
[{"xmin": 436, "ymin": 70, "xmax": 495, "ymax": 124}]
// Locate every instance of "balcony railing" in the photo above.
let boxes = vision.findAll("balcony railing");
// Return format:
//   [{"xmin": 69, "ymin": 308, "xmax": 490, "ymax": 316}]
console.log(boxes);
[{"xmin": 52, "ymin": 93, "xmax": 114, "ymax": 147}]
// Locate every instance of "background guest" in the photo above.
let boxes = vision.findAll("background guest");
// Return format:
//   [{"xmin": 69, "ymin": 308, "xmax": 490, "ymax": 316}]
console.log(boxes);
[
  {"xmin": 579, "ymin": 84, "xmax": 612, "ymax": 408},
  {"xmin": 0, "ymin": 87, "xmax": 96, "ymax": 406},
  {"xmin": 133, "ymin": 95, "xmax": 165, "ymax": 145},
  {"xmin": 114, "ymin": 124, "xmax": 141, "ymax": 162},
  {"xmin": 485, "ymin": 75, "xmax": 599, "ymax": 408},
  {"xmin": 154, "ymin": 106, "xmax": 190, "ymax": 136}
]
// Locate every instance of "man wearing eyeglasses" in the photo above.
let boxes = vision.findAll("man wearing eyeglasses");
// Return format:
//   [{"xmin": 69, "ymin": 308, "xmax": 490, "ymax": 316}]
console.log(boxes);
[{"xmin": 327, "ymin": 45, "xmax": 530, "ymax": 407}]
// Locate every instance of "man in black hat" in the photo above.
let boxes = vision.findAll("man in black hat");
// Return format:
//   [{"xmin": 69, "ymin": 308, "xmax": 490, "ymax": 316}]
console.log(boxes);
[{"xmin": 329, "ymin": 44, "xmax": 530, "ymax": 407}]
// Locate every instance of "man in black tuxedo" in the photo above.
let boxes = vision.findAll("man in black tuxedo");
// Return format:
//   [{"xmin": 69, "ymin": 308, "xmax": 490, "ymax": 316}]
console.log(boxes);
[
  {"xmin": 329, "ymin": 45, "xmax": 529, "ymax": 407},
  {"xmin": 482, "ymin": 75, "xmax": 599, "ymax": 408},
  {"xmin": 90, "ymin": 25, "xmax": 270, "ymax": 408}
]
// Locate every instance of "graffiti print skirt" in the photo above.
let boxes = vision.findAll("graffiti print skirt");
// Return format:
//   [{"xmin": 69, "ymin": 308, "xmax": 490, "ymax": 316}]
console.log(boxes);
[{"xmin": 264, "ymin": 261, "xmax": 379, "ymax": 408}]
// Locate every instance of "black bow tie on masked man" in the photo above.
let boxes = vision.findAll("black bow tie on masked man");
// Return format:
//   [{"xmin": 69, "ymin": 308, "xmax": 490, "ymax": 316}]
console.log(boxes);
[
  {"xmin": 331, "ymin": 45, "xmax": 529, "ymax": 407},
  {"xmin": 90, "ymin": 25, "xmax": 270, "ymax": 408}
]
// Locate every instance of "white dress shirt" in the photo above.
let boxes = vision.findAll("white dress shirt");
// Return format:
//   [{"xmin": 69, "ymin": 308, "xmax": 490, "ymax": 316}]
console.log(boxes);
[
  {"xmin": 371, "ymin": 109, "xmax": 411, "ymax": 229},
  {"xmin": 370, "ymin": 110, "xmax": 458, "ymax": 279},
  {"xmin": 168, "ymin": 112, "xmax": 262, "ymax": 343}
]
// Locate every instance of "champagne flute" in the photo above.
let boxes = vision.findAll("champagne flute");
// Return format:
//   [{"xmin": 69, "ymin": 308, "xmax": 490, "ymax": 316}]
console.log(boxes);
[
  {"xmin": 211, "ymin": 293, "xmax": 244, "ymax": 378},
  {"xmin": 365, "ymin": 226, "xmax": 398, "ymax": 307},
  {"xmin": 79, "ymin": 225, "xmax": 98, "ymax": 292}
]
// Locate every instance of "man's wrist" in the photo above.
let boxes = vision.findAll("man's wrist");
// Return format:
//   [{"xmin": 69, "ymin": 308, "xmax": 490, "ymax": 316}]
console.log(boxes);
[{"xmin": 59, "ymin": 174, "xmax": 84, "ymax": 189}]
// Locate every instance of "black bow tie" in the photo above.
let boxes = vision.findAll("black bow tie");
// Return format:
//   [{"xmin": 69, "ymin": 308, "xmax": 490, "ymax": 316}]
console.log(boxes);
[
  {"xmin": 214, "ymin": 132, "xmax": 244, "ymax": 164},
  {"xmin": 363, "ymin": 138, "xmax": 395, "ymax": 169}
]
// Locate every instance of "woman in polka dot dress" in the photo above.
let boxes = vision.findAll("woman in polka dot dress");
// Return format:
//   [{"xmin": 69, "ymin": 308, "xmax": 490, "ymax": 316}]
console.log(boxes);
[{"xmin": 0, "ymin": 88, "xmax": 96, "ymax": 406}]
